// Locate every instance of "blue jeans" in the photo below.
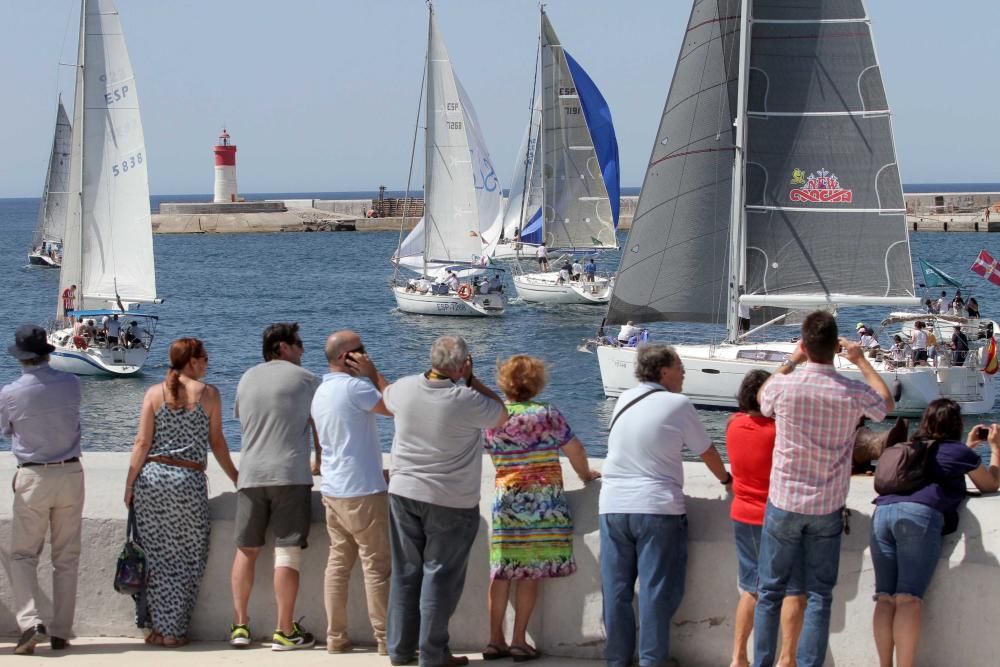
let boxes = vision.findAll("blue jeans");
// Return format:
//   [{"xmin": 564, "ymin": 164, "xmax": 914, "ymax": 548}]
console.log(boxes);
[
  {"xmin": 752, "ymin": 502, "xmax": 843, "ymax": 667},
  {"xmin": 600, "ymin": 513, "xmax": 687, "ymax": 667},
  {"xmin": 870, "ymin": 502, "xmax": 944, "ymax": 599},
  {"xmin": 733, "ymin": 520, "xmax": 804, "ymax": 596},
  {"xmin": 386, "ymin": 494, "xmax": 479, "ymax": 667}
]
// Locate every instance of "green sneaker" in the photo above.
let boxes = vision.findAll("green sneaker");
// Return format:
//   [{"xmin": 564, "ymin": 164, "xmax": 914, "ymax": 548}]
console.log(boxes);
[
  {"xmin": 229, "ymin": 623, "xmax": 250, "ymax": 648},
  {"xmin": 271, "ymin": 620, "xmax": 315, "ymax": 651}
]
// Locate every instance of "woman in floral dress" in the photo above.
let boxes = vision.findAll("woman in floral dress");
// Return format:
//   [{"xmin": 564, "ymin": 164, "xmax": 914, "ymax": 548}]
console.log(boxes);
[{"xmin": 482, "ymin": 355, "xmax": 600, "ymax": 661}]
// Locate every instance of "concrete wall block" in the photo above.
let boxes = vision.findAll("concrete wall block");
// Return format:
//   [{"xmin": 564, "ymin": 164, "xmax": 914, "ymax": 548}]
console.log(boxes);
[{"xmin": 2, "ymin": 454, "xmax": 999, "ymax": 666}]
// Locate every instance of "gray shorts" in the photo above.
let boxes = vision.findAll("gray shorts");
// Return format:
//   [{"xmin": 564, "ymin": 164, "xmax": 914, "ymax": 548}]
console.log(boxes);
[{"xmin": 235, "ymin": 485, "xmax": 312, "ymax": 549}]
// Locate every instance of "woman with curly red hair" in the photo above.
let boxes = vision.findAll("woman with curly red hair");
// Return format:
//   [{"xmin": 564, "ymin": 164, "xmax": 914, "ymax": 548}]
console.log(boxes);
[{"xmin": 481, "ymin": 355, "xmax": 599, "ymax": 661}]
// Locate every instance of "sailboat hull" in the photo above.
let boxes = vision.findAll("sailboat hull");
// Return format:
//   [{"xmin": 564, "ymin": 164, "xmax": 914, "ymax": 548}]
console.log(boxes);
[
  {"xmin": 48, "ymin": 329, "xmax": 150, "ymax": 376},
  {"xmin": 28, "ymin": 253, "xmax": 61, "ymax": 268},
  {"xmin": 393, "ymin": 286, "xmax": 505, "ymax": 317},
  {"xmin": 597, "ymin": 342, "xmax": 997, "ymax": 417},
  {"xmin": 513, "ymin": 273, "xmax": 612, "ymax": 304}
]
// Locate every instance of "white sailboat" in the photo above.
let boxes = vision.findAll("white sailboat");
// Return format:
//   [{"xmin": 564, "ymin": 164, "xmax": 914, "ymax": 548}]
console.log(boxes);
[
  {"xmin": 595, "ymin": 0, "xmax": 997, "ymax": 416},
  {"xmin": 505, "ymin": 8, "xmax": 621, "ymax": 305},
  {"xmin": 48, "ymin": 0, "xmax": 160, "ymax": 376},
  {"xmin": 28, "ymin": 98, "xmax": 72, "ymax": 268},
  {"xmin": 391, "ymin": 2, "xmax": 506, "ymax": 318}
]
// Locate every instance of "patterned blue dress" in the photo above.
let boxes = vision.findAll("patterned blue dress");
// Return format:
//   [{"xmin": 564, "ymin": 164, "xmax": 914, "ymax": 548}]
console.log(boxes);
[{"xmin": 133, "ymin": 396, "xmax": 210, "ymax": 638}]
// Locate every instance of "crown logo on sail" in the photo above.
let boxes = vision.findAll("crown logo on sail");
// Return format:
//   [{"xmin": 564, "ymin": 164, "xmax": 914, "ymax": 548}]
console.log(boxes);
[{"xmin": 789, "ymin": 167, "xmax": 853, "ymax": 204}]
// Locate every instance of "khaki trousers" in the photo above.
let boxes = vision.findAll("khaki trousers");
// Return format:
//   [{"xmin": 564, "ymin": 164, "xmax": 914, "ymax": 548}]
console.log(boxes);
[
  {"xmin": 322, "ymin": 492, "xmax": 390, "ymax": 648},
  {"xmin": 10, "ymin": 461, "xmax": 85, "ymax": 638}
]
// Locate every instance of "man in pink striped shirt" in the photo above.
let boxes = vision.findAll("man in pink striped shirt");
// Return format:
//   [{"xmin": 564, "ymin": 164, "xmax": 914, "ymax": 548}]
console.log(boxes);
[{"xmin": 752, "ymin": 311, "xmax": 893, "ymax": 667}]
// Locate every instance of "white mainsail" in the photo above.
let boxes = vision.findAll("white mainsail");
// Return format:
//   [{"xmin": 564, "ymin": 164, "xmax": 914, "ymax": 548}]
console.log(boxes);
[
  {"xmin": 422, "ymin": 6, "xmax": 489, "ymax": 266},
  {"xmin": 33, "ymin": 99, "xmax": 73, "ymax": 252},
  {"xmin": 58, "ymin": 0, "xmax": 156, "ymax": 316},
  {"xmin": 500, "ymin": 90, "xmax": 543, "ymax": 243},
  {"xmin": 394, "ymin": 5, "xmax": 500, "ymax": 273}
]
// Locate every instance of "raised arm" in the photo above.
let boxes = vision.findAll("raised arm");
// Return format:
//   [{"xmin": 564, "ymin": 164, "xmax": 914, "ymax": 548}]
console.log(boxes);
[
  {"xmin": 840, "ymin": 337, "xmax": 894, "ymax": 414},
  {"xmin": 560, "ymin": 437, "xmax": 601, "ymax": 483},
  {"xmin": 124, "ymin": 387, "xmax": 158, "ymax": 506},
  {"xmin": 967, "ymin": 423, "xmax": 1000, "ymax": 493},
  {"xmin": 203, "ymin": 384, "xmax": 238, "ymax": 486}
]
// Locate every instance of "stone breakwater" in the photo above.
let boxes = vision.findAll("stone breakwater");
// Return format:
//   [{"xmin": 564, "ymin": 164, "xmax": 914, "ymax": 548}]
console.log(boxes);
[
  {"xmin": 151, "ymin": 194, "xmax": 1000, "ymax": 234},
  {"xmin": 2, "ymin": 453, "xmax": 998, "ymax": 665}
]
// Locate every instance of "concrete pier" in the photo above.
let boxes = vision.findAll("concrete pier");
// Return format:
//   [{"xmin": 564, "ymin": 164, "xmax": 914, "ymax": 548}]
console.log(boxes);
[
  {"xmin": 151, "ymin": 193, "xmax": 998, "ymax": 235},
  {"xmin": 2, "ymin": 453, "xmax": 998, "ymax": 666}
]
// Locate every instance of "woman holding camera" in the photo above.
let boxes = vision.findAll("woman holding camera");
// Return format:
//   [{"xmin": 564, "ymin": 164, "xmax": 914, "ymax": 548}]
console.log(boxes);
[{"xmin": 870, "ymin": 400, "xmax": 999, "ymax": 667}]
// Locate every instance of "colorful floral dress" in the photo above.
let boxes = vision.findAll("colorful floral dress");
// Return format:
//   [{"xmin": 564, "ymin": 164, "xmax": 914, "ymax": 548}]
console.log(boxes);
[{"xmin": 484, "ymin": 401, "xmax": 577, "ymax": 580}]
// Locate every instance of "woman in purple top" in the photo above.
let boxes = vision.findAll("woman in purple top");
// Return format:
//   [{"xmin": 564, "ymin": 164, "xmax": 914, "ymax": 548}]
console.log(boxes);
[{"xmin": 870, "ymin": 399, "xmax": 1000, "ymax": 667}]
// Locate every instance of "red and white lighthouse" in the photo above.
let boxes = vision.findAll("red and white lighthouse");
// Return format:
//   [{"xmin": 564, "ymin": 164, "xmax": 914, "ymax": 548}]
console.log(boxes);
[{"xmin": 213, "ymin": 128, "xmax": 238, "ymax": 203}]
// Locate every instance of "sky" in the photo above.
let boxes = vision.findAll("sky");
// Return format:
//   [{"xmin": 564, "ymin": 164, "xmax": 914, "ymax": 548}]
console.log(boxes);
[{"xmin": 2, "ymin": 0, "xmax": 998, "ymax": 198}]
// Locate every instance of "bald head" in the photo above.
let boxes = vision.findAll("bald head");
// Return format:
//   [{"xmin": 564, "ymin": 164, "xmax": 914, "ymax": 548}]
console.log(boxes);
[{"xmin": 325, "ymin": 330, "xmax": 361, "ymax": 368}]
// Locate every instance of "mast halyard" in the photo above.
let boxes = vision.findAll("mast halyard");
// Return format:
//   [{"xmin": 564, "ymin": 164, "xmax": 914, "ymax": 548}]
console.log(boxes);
[{"xmin": 725, "ymin": 0, "xmax": 751, "ymax": 343}]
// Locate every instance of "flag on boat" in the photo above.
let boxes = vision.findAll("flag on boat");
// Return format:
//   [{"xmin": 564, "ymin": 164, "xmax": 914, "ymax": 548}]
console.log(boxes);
[
  {"xmin": 983, "ymin": 337, "xmax": 998, "ymax": 375},
  {"xmin": 918, "ymin": 258, "xmax": 962, "ymax": 289},
  {"xmin": 970, "ymin": 249, "xmax": 1000, "ymax": 287}
]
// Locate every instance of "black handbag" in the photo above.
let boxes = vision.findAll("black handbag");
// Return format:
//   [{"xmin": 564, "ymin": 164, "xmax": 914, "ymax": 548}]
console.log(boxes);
[{"xmin": 113, "ymin": 507, "xmax": 148, "ymax": 595}]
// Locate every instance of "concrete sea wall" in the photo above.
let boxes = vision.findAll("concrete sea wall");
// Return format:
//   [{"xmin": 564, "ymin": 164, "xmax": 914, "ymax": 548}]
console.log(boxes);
[{"xmin": 2, "ymin": 453, "xmax": 998, "ymax": 666}]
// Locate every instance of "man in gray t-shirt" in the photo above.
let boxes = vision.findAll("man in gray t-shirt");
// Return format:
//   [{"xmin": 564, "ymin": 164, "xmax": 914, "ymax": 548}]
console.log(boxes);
[
  {"xmin": 383, "ymin": 335, "xmax": 506, "ymax": 667},
  {"xmin": 229, "ymin": 323, "xmax": 320, "ymax": 651}
]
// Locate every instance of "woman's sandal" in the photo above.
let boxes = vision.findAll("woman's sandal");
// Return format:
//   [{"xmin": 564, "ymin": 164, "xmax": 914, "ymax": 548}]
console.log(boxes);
[
  {"xmin": 144, "ymin": 631, "xmax": 163, "ymax": 646},
  {"xmin": 482, "ymin": 643, "xmax": 512, "ymax": 660},
  {"xmin": 162, "ymin": 636, "xmax": 189, "ymax": 648},
  {"xmin": 510, "ymin": 645, "xmax": 541, "ymax": 663}
]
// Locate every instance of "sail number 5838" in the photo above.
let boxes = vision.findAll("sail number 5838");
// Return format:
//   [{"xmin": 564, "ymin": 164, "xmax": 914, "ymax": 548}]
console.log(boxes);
[{"xmin": 112, "ymin": 152, "xmax": 143, "ymax": 177}]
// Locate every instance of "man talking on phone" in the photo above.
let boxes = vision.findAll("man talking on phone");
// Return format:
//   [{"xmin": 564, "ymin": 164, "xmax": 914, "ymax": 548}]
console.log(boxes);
[{"xmin": 311, "ymin": 331, "xmax": 392, "ymax": 655}]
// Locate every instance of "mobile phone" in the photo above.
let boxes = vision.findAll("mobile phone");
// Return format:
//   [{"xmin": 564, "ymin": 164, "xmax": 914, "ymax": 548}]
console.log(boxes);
[{"xmin": 975, "ymin": 426, "xmax": 989, "ymax": 440}]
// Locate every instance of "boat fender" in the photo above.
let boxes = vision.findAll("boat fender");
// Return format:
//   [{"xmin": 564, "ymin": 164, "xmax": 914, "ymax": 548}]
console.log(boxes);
[
  {"xmin": 72, "ymin": 335, "xmax": 88, "ymax": 350},
  {"xmin": 892, "ymin": 379, "xmax": 903, "ymax": 402},
  {"xmin": 457, "ymin": 284, "xmax": 473, "ymax": 300}
]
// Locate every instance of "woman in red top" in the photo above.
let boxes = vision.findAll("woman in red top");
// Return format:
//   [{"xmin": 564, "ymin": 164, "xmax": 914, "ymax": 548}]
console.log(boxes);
[{"xmin": 727, "ymin": 370, "xmax": 806, "ymax": 667}]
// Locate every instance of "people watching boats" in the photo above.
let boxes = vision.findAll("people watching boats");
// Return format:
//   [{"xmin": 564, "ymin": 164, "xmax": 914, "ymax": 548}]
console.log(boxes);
[
  {"xmin": 482, "ymin": 355, "xmax": 599, "ymax": 662},
  {"xmin": 726, "ymin": 369, "xmax": 805, "ymax": 667},
  {"xmin": 910, "ymin": 321, "xmax": 929, "ymax": 365},
  {"xmin": 600, "ymin": 344, "xmax": 731, "ymax": 667},
  {"xmin": 311, "ymin": 331, "xmax": 392, "ymax": 655},
  {"xmin": 966, "ymin": 297, "xmax": 980, "ymax": 319},
  {"xmin": 887, "ymin": 335, "xmax": 912, "ymax": 369},
  {"xmin": 381, "ymin": 335, "xmax": 507, "ymax": 667},
  {"xmin": 752, "ymin": 311, "xmax": 893, "ymax": 667},
  {"xmin": 124, "ymin": 338, "xmax": 238, "ymax": 647},
  {"xmin": 870, "ymin": 400, "xmax": 999, "ymax": 667},
  {"xmin": 951, "ymin": 325, "xmax": 969, "ymax": 365}
]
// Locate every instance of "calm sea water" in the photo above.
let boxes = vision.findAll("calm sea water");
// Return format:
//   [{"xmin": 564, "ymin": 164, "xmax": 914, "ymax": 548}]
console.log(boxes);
[{"xmin": 1, "ymin": 193, "xmax": 997, "ymax": 458}]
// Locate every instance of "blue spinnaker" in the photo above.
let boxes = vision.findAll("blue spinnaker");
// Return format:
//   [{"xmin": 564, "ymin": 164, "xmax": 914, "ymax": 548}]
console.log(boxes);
[{"xmin": 565, "ymin": 52, "xmax": 620, "ymax": 228}]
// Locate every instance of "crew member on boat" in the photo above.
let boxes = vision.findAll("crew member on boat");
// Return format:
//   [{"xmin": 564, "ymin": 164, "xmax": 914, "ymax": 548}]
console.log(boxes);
[
  {"xmin": 617, "ymin": 321, "xmax": 639, "ymax": 345},
  {"xmin": 535, "ymin": 244, "xmax": 548, "ymax": 271},
  {"xmin": 951, "ymin": 325, "xmax": 970, "ymax": 366},
  {"xmin": 61, "ymin": 285, "xmax": 76, "ymax": 324},
  {"xmin": 571, "ymin": 259, "xmax": 584, "ymax": 281}
]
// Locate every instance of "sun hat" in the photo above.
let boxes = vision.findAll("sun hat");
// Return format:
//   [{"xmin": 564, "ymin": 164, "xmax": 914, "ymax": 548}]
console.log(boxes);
[
  {"xmin": 856, "ymin": 322, "xmax": 866, "ymax": 330},
  {"xmin": 8, "ymin": 324, "xmax": 56, "ymax": 361}
]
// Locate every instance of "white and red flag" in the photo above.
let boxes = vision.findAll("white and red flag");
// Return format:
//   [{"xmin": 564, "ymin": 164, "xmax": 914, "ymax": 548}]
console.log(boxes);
[{"xmin": 971, "ymin": 249, "xmax": 1000, "ymax": 287}]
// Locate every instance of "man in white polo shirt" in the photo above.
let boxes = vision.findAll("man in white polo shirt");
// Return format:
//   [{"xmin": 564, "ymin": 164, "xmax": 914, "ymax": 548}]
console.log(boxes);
[{"xmin": 599, "ymin": 344, "xmax": 731, "ymax": 667}]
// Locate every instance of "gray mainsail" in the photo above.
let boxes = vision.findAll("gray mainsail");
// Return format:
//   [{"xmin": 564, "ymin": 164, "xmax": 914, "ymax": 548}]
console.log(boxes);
[
  {"xmin": 606, "ymin": 0, "xmax": 741, "ymax": 324},
  {"xmin": 33, "ymin": 98, "xmax": 73, "ymax": 250},
  {"xmin": 742, "ymin": 0, "xmax": 915, "ymax": 305},
  {"xmin": 540, "ymin": 11, "xmax": 618, "ymax": 251}
]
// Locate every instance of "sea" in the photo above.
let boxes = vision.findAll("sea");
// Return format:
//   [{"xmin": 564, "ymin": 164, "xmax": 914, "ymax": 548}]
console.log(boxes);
[{"xmin": 1, "ymin": 188, "xmax": 997, "ymax": 459}]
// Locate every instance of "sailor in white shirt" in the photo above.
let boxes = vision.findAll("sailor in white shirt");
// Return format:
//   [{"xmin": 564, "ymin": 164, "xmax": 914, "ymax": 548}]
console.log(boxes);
[
  {"xmin": 617, "ymin": 321, "xmax": 639, "ymax": 344},
  {"xmin": 571, "ymin": 260, "xmax": 584, "ymax": 281},
  {"xmin": 535, "ymin": 244, "xmax": 549, "ymax": 271}
]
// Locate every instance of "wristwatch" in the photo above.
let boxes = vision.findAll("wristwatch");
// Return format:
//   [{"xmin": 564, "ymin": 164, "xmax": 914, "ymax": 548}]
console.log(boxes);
[
  {"xmin": 780, "ymin": 359, "xmax": 798, "ymax": 371},
  {"xmin": 721, "ymin": 472, "xmax": 733, "ymax": 486}
]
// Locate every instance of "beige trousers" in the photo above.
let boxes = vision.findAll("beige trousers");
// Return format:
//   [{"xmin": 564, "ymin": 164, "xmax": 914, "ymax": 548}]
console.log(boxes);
[
  {"xmin": 322, "ymin": 492, "xmax": 390, "ymax": 648},
  {"xmin": 10, "ymin": 461, "xmax": 85, "ymax": 638}
]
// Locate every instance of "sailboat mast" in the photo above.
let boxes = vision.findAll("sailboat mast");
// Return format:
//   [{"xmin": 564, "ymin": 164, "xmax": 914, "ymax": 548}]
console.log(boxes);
[
  {"xmin": 421, "ymin": 2, "xmax": 433, "ymax": 278},
  {"xmin": 537, "ymin": 8, "xmax": 547, "ymax": 250},
  {"xmin": 725, "ymin": 0, "xmax": 751, "ymax": 343},
  {"xmin": 516, "ymin": 13, "xmax": 543, "ymax": 244}
]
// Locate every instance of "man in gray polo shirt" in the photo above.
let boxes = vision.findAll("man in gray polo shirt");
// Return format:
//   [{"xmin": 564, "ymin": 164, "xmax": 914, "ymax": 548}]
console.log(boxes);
[
  {"xmin": 229, "ymin": 323, "xmax": 320, "ymax": 651},
  {"xmin": 383, "ymin": 335, "xmax": 507, "ymax": 667}
]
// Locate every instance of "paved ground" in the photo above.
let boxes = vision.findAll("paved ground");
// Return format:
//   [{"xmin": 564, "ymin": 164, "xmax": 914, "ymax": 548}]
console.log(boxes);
[{"xmin": 0, "ymin": 637, "xmax": 597, "ymax": 665}]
